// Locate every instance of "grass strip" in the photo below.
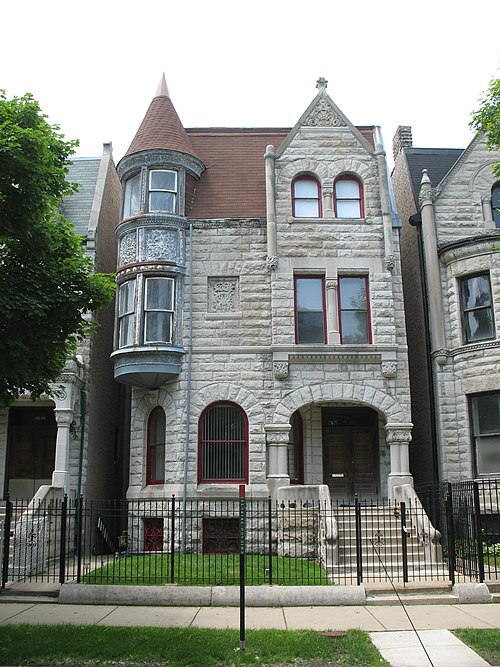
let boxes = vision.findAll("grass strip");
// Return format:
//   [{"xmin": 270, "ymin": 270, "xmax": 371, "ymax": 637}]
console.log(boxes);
[
  {"xmin": 82, "ymin": 554, "xmax": 330, "ymax": 586},
  {"xmin": 0, "ymin": 625, "xmax": 388, "ymax": 666},
  {"xmin": 453, "ymin": 628, "xmax": 500, "ymax": 666}
]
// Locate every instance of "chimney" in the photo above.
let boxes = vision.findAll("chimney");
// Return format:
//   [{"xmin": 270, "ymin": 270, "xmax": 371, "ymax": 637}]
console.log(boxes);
[{"xmin": 392, "ymin": 126, "xmax": 413, "ymax": 162}]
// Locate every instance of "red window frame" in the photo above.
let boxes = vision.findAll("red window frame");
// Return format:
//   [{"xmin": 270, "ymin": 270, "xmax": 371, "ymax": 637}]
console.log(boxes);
[
  {"xmin": 146, "ymin": 406, "xmax": 165, "ymax": 485},
  {"xmin": 334, "ymin": 175, "xmax": 364, "ymax": 218},
  {"xmin": 292, "ymin": 176, "xmax": 322, "ymax": 218},
  {"xmin": 198, "ymin": 401, "xmax": 249, "ymax": 484},
  {"xmin": 338, "ymin": 275, "xmax": 372, "ymax": 344},
  {"xmin": 289, "ymin": 410, "xmax": 304, "ymax": 484},
  {"xmin": 294, "ymin": 275, "xmax": 327, "ymax": 344}
]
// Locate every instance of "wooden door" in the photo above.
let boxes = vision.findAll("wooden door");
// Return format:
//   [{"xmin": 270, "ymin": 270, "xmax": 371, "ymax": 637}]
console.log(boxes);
[{"xmin": 323, "ymin": 426, "xmax": 377, "ymax": 500}]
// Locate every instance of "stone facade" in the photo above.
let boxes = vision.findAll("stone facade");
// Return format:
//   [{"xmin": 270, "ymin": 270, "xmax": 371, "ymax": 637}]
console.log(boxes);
[
  {"xmin": 392, "ymin": 128, "xmax": 500, "ymax": 483},
  {"xmin": 115, "ymin": 81, "xmax": 413, "ymax": 505}
]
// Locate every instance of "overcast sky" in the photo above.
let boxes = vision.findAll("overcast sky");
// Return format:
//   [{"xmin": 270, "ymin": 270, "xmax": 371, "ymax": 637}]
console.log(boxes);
[{"xmin": 2, "ymin": 0, "xmax": 499, "ymax": 167}]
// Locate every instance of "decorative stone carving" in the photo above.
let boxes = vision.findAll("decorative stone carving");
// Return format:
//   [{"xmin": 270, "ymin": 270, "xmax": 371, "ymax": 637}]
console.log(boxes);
[
  {"xmin": 208, "ymin": 277, "xmax": 239, "ymax": 313},
  {"xmin": 385, "ymin": 427, "xmax": 412, "ymax": 445},
  {"xmin": 381, "ymin": 361, "xmax": 397, "ymax": 378},
  {"xmin": 418, "ymin": 182, "xmax": 436, "ymax": 207},
  {"xmin": 273, "ymin": 361, "xmax": 289, "ymax": 380},
  {"xmin": 304, "ymin": 99, "xmax": 346, "ymax": 127},
  {"xmin": 384, "ymin": 255, "xmax": 395, "ymax": 271},
  {"xmin": 145, "ymin": 229, "xmax": 177, "ymax": 261},
  {"xmin": 266, "ymin": 430, "xmax": 290, "ymax": 445},
  {"xmin": 266, "ymin": 255, "xmax": 278, "ymax": 271},
  {"xmin": 51, "ymin": 386, "xmax": 67, "ymax": 400},
  {"xmin": 119, "ymin": 233, "xmax": 137, "ymax": 265}
]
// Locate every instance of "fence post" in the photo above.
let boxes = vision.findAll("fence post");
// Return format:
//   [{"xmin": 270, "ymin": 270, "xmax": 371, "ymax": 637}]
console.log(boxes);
[
  {"xmin": 1, "ymin": 495, "xmax": 12, "ymax": 589},
  {"xmin": 445, "ymin": 483, "xmax": 455, "ymax": 585},
  {"xmin": 239, "ymin": 485, "xmax": 246, "ymax": 651},
  {"xmin": 268, "ymin": 496, "xmax": 273, "ymax": 586},
  {"xmin": 355, "ymin": 495, "xmax": 363, "ymax": 585},
  {"xmin": 472, "ymin": 481, "xmax": 485, "ymax": 583},
  {"xmin": 59, "ymin": 495, "xmax": 68, "ymax": 584},
  {"xmin": 400, "ymin": 501, "xmax": 409, "ymax": 583},
  {"xmin": 76, "ymin": 496, "xmax": 83, "ymax": 584},
  {"xmin": 170, "ymin": 495, "xmax": 175, "ymax": 584}
]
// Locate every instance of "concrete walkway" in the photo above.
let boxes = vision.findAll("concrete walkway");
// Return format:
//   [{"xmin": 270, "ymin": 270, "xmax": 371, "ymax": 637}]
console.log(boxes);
[{"xmin": 0, "ymin": 600, "xmax": 499, "ymax": 666}]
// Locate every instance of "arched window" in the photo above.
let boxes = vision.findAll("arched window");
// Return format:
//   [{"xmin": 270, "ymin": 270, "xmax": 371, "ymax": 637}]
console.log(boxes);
[
  {"xmin": 288, "ymin": 410, "xmax": 304, "ymax": 484},
  {"xmin": 198, "ymin": 402, "xmax": 248, "ymax": 483},
  {"xmin": 147, "ymin": 407, "xmax": 165, "ymax": 485},
  {"xmin": 334, "ymin": 176, "xmax": 363, "ymax": 218},
  {"xmin": 292, "ymin": 176, "xmax": 321, "ymax": 218},
  {"xmin": 492, "ymin": 183, "xmax": 500, "ymax": 227}
]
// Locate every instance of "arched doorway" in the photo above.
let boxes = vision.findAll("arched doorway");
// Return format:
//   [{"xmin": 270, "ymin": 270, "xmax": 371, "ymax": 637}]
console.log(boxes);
[{"xmin": 322, "ymin": 406, "xmax": 379, "ymax": 500}]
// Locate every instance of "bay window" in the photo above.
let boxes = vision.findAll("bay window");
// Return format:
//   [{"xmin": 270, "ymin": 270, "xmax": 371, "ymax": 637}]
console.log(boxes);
[
  {"xmin": 144, "ymin": 277, "xmax": 174, "ymax": 344},
  {"xmin": 149, "ymin": 170, "xmax": 177, "ymax": 213},
  {"xmin": 118, "ymin": 280, "xmax": 135, "ymax": 347},
  {"xmin": 123, "ymin": 173, "xmax": 141, "ymax": 219}
]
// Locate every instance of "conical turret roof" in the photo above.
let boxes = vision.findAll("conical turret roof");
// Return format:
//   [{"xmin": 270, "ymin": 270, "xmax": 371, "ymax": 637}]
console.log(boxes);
[{"xmin": 124, "ymin": 74, "xmax": 199, "ymax": 159}]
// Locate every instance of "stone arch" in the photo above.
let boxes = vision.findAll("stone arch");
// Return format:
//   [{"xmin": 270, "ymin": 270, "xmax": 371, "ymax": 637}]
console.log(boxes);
[
  {"xmin": 188, "ymin": 382, "xmax": 264, "ymax": 425},
  {"xmin": 272, "ymin": 382, "xmax": 406, "ymax": 425},
  {"xmin": 132, "ymin": 387, "xmax": 177, "ymax": 434}
]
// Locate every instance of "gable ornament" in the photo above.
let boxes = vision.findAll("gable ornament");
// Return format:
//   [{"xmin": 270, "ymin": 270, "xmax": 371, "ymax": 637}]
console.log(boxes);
[{"xmin": 304, "ymin": 99, "xmax": 346, "ymax": 128}]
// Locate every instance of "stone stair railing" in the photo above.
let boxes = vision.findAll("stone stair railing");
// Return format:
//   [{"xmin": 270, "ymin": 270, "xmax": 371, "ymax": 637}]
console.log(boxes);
[{"xmin": 393, "ymin": 483, "xmax": 442, "ymax": 563}]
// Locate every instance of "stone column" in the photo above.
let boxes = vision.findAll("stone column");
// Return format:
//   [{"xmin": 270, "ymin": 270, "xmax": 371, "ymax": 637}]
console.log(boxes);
[
  {"xmin": 52, "ymin": 408, "xmax": 74, "ymax": 489},
  {"xmin": 482, "ymin": 194, "xmax": 495, "ymax": 229},
  {"xmin": 325, "ymin": 278, "xmax": 340, "ymax": 344},
  {"xmin": 264, "ymin": 145, "xmax": 278, "ymax": 271},
  {"xmin": 374, "ymin": 128, "xmax": 394, "ymax": 271},
  {"xmin": 419, "ymin": 170, "xmax": 447, "ymax": 366},
  {"xmin": 323, "ymin": 179, "xmax": 334, "ymax": 219},
  {"xmin": 385, "ymin": 423, "xmax": 413, "ymax": 499},
  {"xmin": 265, "ymin": 423, "xmax": 291, "ymax": 498}
]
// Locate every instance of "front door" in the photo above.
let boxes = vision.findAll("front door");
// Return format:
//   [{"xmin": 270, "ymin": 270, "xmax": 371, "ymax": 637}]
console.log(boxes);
[
  {"xmin": 322, "ymin": 408, "xmax": 379, "ymax": 501},
  {"xmin": 6, "ymin": 407, "xmax": 57, "ymax": 500}
]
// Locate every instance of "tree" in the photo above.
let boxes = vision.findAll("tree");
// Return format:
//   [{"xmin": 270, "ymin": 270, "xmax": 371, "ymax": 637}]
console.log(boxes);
[
  {"xmin": 470, "ymin": 77, "xmax": 500, "ymax": 178},
  {"xmin": 0, "ymin": 92, "xmax": 115, "ymax": 404}
]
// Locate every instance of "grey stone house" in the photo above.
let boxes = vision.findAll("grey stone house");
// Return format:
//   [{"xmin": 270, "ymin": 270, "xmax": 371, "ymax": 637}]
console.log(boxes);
[
  {"xmin": 113, "ymin": 76, "xmax": 414, "ymax": 508},
  {"xmin": 0, "ymin": 144, "xmax": 125, "ymax": 502},
  {"xmin": 392, "ymin": 126, "xmax": 500, "ymax": 487}
]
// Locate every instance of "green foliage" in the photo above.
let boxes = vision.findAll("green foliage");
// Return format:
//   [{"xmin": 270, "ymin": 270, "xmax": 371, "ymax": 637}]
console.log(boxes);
[
  {"xmin": 0, "ymin": 626, "xmax": 388, "ymax": 666},
  {"xmin": 454, "ymin": 629, "xmax": 500, "ymax": 667},
  {"xmin": 470, "ymin": 77, "xmax": 500, "ymax": 178},
  {"xmin": 0, "ymin": 91, "xmax": 115, "ymax": 404}
]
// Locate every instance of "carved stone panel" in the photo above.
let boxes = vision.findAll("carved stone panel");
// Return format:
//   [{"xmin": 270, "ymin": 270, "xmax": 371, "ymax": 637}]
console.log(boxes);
[
  {"xmin": 119, "ymin": 232, "xmax": 137, "ymax": 266},
  {"xmin": 304, "ymin": 99, "xmax": 346, "ymax": 127},
  {"xmin": 208, "ymin": 277, "xmax": 239, "ymax": 313},
  {"xmin": 144, "ymin": 229, "xmax": 178, "ymax": 262}
]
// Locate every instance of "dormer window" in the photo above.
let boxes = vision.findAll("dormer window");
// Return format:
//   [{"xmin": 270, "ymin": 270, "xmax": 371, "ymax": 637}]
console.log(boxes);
[
  {"xmin": 149, "ymin": 170, "xmax": 177, "ymax": 213},
  {"xmin": 334, "ymin": 176, "xmax": 363, "ymax": 218},
  {"xmin": 292, "ymin": 176, "xmax": 321, "ymax": 218}
]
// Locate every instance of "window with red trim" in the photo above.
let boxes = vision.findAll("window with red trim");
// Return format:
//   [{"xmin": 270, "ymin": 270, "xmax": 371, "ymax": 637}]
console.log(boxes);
[
  {"xmin": 198, "ymin": 402, "xmax": 248, "ymax": 483},
  {"xmin": 294, "ymin": 275, "xmax": 327, "ymax": 344},
  {"xmin": 146, "ymin": 407, "xmax": 165, "ymax": 485},
  {"xmin": 338, "ymin": 275, "xmax": 371, "ymax": 344},
  {"xmin": 492, "ymin": 183, "xmax": 500, "ymax": 227},
  {"xmin": 292, "ymin": 176, "xmax": 322, "ymax": 218},
  {"xmin": 288, "ymin": 410, "xmax": 304, "ymax": 484},
  {"xmin": 334, "ymin": 176, "xmax": 363, "ymax": 218}
]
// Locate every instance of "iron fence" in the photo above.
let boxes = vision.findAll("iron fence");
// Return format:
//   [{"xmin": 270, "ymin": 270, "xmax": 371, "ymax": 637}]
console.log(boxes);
[{"xmin": 1, "ymin": 480, "xmax": 498, "ymax": 588}]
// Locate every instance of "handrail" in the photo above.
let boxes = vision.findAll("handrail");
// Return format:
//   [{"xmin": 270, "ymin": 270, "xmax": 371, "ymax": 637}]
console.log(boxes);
[{"xmin": 393, "ymin": 484, "xmax": 442, "ymax": 562}]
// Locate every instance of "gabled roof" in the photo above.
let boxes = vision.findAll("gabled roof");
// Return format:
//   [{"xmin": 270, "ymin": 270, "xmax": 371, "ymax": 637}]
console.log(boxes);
[
  {"xmin": 61, "ymin": 158, "xmax": 101, "ymax": 236},
  {"xmin": 403, "ymin": 147, "xmax": 464, "ymax": 201},
  {"xmin": 276, "ymin": 85, "xmax": 375, "ymax": 157},
  {"xmin": 124, "ymin": 74, "xmax": 199, "ymax": 160}
]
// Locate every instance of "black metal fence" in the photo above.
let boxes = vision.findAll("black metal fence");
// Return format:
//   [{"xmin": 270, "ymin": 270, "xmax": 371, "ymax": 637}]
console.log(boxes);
[{"xmin": 1, "ymin": 479, "xmax": 499, "ymax": 588}]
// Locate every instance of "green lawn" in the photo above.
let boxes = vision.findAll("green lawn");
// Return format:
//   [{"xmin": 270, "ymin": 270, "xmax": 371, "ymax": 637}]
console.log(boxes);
[
  {"xmin": 454, "ymin": 629, "xmax": 500, "ymax": 666},
  {"xmin": 0, "ymin": 626, "xmax": 388, "ymax": 666},
  {"xmin": 82, "ymin": 553, "xmax": 331, "ymax": 586}
]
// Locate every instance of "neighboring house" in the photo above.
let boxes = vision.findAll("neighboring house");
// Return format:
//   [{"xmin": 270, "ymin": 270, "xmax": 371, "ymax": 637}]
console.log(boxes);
[
  {"xmin": 0, "ymin": 144, "xmax": 126, "ymax": 502},
  {"xmin": 112, "ymin": 75, "xmax": 414, "ymax": 508},
  {"xmin": 392, "ymin": 126, "xmax": 500, "ymax": 487}
]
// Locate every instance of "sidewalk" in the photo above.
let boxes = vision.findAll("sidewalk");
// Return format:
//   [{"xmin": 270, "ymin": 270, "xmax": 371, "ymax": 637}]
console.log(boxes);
[{"xmin": 0, "ymin": 599, "xmax": 499, "ymax": 666}]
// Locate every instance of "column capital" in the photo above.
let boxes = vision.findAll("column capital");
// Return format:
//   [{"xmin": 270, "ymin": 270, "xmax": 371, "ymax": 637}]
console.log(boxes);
[
  {"xmin": 265, "ymin": 423, "xmax": 291, "ymax": 444},
  {"xmin": 385, "ymin": 423, "xmax": 413, "ymax": 444}
]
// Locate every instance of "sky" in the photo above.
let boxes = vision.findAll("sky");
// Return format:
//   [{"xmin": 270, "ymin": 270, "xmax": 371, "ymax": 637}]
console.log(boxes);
[{"xmin": 2, "ymin": 0, "xmax": 499, "ymax": 168}]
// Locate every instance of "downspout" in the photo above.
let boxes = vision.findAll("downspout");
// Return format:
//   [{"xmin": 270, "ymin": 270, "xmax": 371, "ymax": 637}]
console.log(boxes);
[
  {"xmin": 75, "ymin": 387, "xmax": 86, "ymax": 551},
  {"xmin": 181, "ymin": 222, "xmax": 193, "ymax": 552}
]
